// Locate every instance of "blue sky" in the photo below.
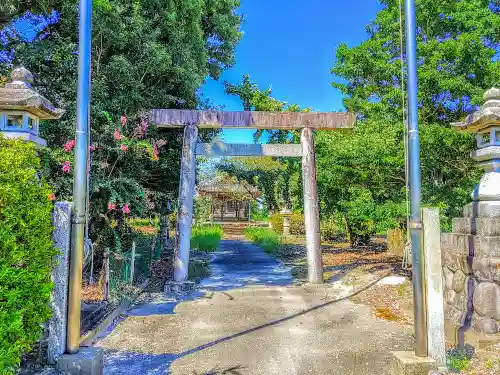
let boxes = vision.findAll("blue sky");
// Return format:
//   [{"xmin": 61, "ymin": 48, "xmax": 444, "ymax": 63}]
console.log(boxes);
[{"xmin": 201, "ymin": 0, "xmax": 382, "ymax": 144}]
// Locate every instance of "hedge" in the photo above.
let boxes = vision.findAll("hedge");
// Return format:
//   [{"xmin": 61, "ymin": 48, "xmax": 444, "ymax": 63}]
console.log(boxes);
[
  {"xmin": 0, "ymin": 136, "xmax": 57, "ymax": 373},
  {"xmin": 269, "ymin": 212, "xmax": 305, "ymax": 235}
]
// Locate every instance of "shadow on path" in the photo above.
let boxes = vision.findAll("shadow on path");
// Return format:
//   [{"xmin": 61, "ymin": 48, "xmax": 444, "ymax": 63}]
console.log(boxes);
[
  {"xmin": 99, "ymin": 240, "xmax": 295, "ymax": 373},
  {"xmin": 101, "ymin": 264, "xmax": 390, "ymax": 374}
]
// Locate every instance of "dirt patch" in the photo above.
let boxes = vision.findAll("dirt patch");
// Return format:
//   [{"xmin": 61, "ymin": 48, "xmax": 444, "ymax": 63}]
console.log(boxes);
[
  {"xmin": 82, "ymin": 277, "xmax": 105, "ymax": 302},
  {"xmin": 273, "ymin": 239, "xmax": 415, "ymax": 326},
  {"xmin": 350, "ymin": 281, "xmax": 414, "ymax": 325},
  {"xmin": 277, "ymin": 239, "xmax": 409, "ymax": 283}
]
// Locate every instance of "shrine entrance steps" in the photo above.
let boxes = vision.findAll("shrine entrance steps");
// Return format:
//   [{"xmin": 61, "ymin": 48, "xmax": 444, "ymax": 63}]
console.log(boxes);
[{"xmin": 208, "ymin": 221, "xmax": 269, "ymax": 238}]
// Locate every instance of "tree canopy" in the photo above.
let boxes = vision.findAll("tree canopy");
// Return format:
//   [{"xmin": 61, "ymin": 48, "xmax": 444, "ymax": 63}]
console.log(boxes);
[
  {"xmin": 0, "ymin": 1, "xmax": 242, "ymax": 251},
  {"xmin": 218, "ymin": 1, "xmax": 496, "ymax": 244},
  {"xmin": 319, "ymin": 0, "xmax": 496, "ymax": 241},
  {"xmin": 332, "ymin": 0, "xmax": 499, "ymax": 124}
]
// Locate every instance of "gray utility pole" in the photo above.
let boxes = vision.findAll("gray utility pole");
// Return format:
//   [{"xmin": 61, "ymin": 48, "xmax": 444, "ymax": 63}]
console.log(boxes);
[
  {"xmin": 67, "ymin": 0, "xmax": 92, "ymax": 354},
  {"xmin": 405, "ymin": 0, "xmax": 427, "ymax": 357}
]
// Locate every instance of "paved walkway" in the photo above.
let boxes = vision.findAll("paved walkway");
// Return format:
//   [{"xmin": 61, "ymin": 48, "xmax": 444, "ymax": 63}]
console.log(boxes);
[{"xmin": 96, "ymin": 240, "xmax": 413, "ymax": 375}]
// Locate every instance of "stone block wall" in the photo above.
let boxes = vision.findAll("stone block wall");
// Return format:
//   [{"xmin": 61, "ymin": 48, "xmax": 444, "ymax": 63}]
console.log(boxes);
[
  {"xmin": 441, "ymin": 202, "xmax": 500, "ymax": 346},
  {"xmin": 47, "ymin": 202, "xmax": 72, "ymax": 364}
]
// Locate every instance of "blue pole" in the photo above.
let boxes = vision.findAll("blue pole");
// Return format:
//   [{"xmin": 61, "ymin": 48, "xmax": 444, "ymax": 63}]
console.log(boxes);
[
  {"xmin": 67, "ymin": 0, "xmax": 92, "ymax": 354},
  {"xmin": 405, "ymin": 0, "xmax": 427, "ymax": 357}
]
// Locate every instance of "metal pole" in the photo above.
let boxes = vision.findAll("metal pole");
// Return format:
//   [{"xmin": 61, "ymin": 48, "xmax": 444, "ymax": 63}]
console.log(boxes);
[
  {"xmin": 67, "ymin": 0, "xmax": 92, "ymax": 354},
  {"xmin": 404, "ymin": 0, "xmax": 427, "ymax": 357}
]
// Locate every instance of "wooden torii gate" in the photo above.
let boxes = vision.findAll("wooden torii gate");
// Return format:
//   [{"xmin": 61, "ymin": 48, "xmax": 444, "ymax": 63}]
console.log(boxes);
[{"xmin": 150, "ymin": 109, "xmax": 356, "ymax": 284}]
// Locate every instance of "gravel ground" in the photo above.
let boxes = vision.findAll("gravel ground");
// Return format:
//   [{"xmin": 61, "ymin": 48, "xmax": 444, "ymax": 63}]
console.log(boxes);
[{"xmin": 95, "ymin": 240, "xmax": 413, "ymax": 375}]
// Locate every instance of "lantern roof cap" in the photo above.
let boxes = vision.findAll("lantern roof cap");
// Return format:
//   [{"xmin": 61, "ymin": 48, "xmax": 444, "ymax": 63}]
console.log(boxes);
[
  {"xmin": 0, "ymin": 67, "xmax": 64, "ymax": 120},
  {"xmin": 451, "ymin": 87, "xmax": 500, "ymax": 133}
]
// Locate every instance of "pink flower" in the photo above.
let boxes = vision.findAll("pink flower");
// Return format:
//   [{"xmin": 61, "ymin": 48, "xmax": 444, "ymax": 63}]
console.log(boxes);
[
  {"xmin": 89, "ymin": 145, "xmax": 96, "ymax": 151},
  {"xmin": 152, "ymin": 145, "xmax": 159, "ymax": 160},
  {"xmin": 62, "ymin": 161, "xmax": 71, "ymax": 173},
  {"xmin": 120, "ymin": 145, "xmax": 128, "ymax": 151},
  {"xmin": 48, "ymin": 193, "xmax": 56, "ymax": 201},
  {"xmin": 122, "ymin": 204, "xmax": 131, "ymax": 214},
  {"xmin": 120, "ymin": 115, "xmax": 127, "ymax": 126},
  {"xmin": 108, "ymin": 203, "xmax": 116, "ymax": 210},
  {"xmin": 114, "ymin": 130, "xmax": 121, "ymax": 141},
  {"xmin": 63, "ymin": 139, "xmax": 76, "ymax": 152}
]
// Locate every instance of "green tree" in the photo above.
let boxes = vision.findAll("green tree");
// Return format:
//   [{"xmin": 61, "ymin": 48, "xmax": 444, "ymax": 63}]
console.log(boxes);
[
  {"xmin": 316, "ymin": 120, "xmax": 478, "ymax": 244},
  {"xmin": 222, "ymin": 75, "xmax": 307, "ymax": 212},
  {"xmin": 1, "ymin": 1, "xmax": 242, "ymax": 260},
  {"xmin": 332, "ymin": 0, "xmax": 499, "ymax": 124},
  {"xmin": 321, "ymin": 0, "xmax": 495, "ymax": 242}
]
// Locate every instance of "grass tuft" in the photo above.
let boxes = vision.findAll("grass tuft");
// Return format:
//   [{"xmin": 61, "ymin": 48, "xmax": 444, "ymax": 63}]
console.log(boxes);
[
  {"xmin": 244, "ymin": 227, "xmax": 281, "ymax": 254},
  {"xmin": 191, "ymin": 225, "xmax": 223, "ymax": 252},
  {"xmin": 447, "ymin": 346, "xmax": 474, "ymax": 373}
]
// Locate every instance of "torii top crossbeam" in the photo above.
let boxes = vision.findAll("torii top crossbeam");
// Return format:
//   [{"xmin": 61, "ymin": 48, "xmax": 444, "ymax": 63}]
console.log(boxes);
[{"xmin": 149, "ymin": 109, "xmax": 356, "ymax": 130}]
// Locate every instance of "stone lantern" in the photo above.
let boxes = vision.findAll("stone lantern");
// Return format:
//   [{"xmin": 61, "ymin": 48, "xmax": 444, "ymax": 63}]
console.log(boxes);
[
  {"xmin": 160, "ymin": 197, "xmax": 173, "ymax": 242},
  {"xmin": 452, "ymin": 88, "xmax": 500, "ymax": 205},
  {"xmin": 0, "ymin": 67, "xmax": 64, "ymax": 146},
  {"xmin": 280, "ymin": 207, "xmax": 293, "ymax": 236},
  {"xmin": 442, "ymin": 87, "xmax": 500, "ymax": 347}
]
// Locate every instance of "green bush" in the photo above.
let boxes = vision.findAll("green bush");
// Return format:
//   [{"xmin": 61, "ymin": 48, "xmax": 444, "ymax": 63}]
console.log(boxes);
[
  {"xmin": 194, "ymin": 196, "xmax": 212, "ymax": 224},
  {"xmin": 269, "ymin": 212, "xmax": 305, "ymax": 235},
  {"xmin": 244, "ymin": 227, "xmax": 281, "ymax": 254},
  {"xmin": 127, "ymin": 217, "xmax": 159, "ymax": 228},
  {"xmin": 320, "ymin": 215, "xmax": 345, "ymax": 241},
  {"xmin": 249, "ymin": 200, "xmax": 268, "ymax": 221},
  {"xmin": 190, "ymin": 225, "xmax": 223, "ymax": 252},
  {"xmin": 188, "ymin": 259, "xmax": 211, "ymax": 282},
  {"xmin": 0, "ymin": 136, "xmax": 57, "ymax": 373},
  {"xmin": 447, "ymin": 347, "xmax": 473, "ymax": 372}
]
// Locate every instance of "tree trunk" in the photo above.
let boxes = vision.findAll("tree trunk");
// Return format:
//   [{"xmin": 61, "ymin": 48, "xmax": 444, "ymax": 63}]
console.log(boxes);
[{"xmin": 343, "ymin": 213, "xmax": 354, "ymax": 246}]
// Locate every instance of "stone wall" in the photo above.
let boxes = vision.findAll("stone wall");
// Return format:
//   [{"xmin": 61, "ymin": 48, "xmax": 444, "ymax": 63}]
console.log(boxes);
[{"xmin": 441, "ymin": 202, "xmax": 500, "ymax": 347}]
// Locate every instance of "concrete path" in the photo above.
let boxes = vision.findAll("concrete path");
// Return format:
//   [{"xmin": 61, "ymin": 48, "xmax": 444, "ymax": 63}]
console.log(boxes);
[{"xmin": 96, "ymin": 240, "xmax": 413, "ymax": 375}]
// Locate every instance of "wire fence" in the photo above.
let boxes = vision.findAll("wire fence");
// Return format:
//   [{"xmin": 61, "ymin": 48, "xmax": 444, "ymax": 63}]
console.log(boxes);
[
  {"xmin": 107, "ymin": 234, "xmax": 160, "ymax": 301},
  {"xmin": 80, "ymin": 233, "xmax": 160, "ymax": 335}
]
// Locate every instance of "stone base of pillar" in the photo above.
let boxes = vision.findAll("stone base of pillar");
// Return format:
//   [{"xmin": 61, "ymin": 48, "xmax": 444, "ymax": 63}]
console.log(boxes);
[
  {"xmin": 56, "ymin": 347, "xmax": 103, "ymax": 375},
  {"xmin": 390, "ymin": 351, "xmax": 437, "ymax": 375},
  {"xmin": 164, "ymin": 281, "xmax": 196, "ymax": 294}
]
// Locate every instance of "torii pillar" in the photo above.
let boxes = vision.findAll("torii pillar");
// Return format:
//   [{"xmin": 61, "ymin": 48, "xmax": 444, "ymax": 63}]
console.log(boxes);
[
  {"xmin": 301, "ymin": 128, "xmax": 323, "ymax": 284},
  {"xmin": 174, "ymin": 124, "xmax": 198, "ymax": 281}
]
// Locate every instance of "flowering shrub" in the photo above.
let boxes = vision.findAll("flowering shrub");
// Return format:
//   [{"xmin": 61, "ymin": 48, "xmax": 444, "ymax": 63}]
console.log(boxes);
[
  {"xmin": 0, "ymin": 136, "xmax": 57, "ymax": 373},
  {"xmin": 42, "ymin": 111, "xmax": 174, "ymax": 259}
]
